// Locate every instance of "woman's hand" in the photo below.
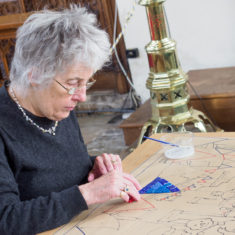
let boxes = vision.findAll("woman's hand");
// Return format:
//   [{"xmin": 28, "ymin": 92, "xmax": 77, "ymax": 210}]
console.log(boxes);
[
  {"xmin": 88, "ymin": 153, "xmax": 122, "ymax": 182},
  {"xmin": 80, "ymin": 170, "xmax": 141, "ymax": 205}
]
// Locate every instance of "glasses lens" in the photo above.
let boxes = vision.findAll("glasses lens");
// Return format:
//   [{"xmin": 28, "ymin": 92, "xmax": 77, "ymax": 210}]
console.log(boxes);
[
  {"xmin": 68, "ymin": 87, "xmax": 76, "ymax": 95},
  {"xmin": 65, "ymin": 78, "xmax": 96, "ymax": 95}
]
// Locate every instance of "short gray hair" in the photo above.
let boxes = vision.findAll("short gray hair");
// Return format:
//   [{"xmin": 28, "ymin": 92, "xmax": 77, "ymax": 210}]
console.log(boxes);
[{"xmin": 10, "ymin": 5, "xmax": 111, "ymax": 93}]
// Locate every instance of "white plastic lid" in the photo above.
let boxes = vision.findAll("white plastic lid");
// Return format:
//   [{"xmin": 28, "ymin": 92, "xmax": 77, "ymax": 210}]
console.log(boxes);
[{"xmin": 164, "ymin": 146, "xmax": 195, "ymax": 159}]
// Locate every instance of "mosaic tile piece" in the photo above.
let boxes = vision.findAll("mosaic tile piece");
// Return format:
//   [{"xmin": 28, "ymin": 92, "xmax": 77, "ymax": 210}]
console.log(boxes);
[{"xmin": 139, "ymin": 177, "xmax": 180, "ymax": 194}]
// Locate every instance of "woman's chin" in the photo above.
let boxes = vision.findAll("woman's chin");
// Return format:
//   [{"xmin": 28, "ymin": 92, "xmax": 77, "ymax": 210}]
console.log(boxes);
[{"xmin": 53, "ymin": 111, "xmax": 71, "ymax": 121}]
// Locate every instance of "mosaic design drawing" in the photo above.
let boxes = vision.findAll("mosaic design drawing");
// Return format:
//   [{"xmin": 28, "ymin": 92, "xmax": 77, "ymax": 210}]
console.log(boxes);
[{"xmin": 54, "ymin": 136, "xmax": 235, "ymax": 235}]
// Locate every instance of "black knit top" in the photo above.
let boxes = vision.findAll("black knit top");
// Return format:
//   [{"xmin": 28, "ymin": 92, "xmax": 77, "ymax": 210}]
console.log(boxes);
[{"xmin": 0, "ymin": 84, "xmax": 93, "ymax": 234}]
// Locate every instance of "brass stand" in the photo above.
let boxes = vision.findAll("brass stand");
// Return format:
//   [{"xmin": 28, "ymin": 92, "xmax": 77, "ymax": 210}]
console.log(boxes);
[{"xmin": 138, "ymin": 0, "xmax": 221, "ymax": 145}]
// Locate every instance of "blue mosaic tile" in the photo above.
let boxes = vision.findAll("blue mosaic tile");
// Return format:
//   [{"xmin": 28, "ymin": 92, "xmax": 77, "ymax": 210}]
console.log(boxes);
[{"xmin": 139, "ymin": 177, "xmax": 180, "ymax": 194}]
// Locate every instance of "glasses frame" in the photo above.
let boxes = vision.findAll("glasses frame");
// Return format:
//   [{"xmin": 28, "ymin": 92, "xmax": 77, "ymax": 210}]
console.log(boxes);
[{"xmin": 54, "ymin": 77, "xmax": 96, "ymax": 95}]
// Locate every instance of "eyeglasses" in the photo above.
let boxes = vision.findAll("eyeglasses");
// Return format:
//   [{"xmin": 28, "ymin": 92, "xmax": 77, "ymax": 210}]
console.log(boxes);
[{"xmin": 54, "ymin": 77, "xmax": 96, "ymax": 95}]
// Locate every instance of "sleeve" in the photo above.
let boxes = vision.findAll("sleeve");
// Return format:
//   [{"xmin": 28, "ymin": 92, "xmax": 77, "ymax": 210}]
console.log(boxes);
[{"xmin": 0, "ymin": 139, "xmax": 88, "ymax": 235}]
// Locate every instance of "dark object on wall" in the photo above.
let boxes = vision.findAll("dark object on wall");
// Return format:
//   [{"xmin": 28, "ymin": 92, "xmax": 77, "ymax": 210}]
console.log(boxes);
[{"xmin": 126, "ymin": 48, "xmax": 139, "ymax": 58}]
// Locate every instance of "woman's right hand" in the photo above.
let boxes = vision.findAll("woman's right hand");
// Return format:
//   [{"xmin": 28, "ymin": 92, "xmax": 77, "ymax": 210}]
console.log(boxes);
[
  {"xmin": 88, "ymin": 153, "xmax": 123, "ymax": 182},
  {"xmin": 79, "ymin": 170, "xmax": 141, "ymax": 205}
]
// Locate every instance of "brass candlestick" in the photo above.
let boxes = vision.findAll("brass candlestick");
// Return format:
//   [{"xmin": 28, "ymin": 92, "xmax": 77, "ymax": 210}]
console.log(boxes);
[{"xmin": 138, "ymin": 0, "xmax": 220, "ymax": 145}]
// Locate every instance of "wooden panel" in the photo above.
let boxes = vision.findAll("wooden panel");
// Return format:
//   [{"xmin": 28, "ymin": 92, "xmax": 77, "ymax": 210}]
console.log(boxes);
[
  {"xmin": 0, "ymin": 0, "xmax": 25, "ymax": 15},
  {"xmin": 26, "ymin": 0, "xmax": 67, "ymax": 10},
  {"xmin": 0, "ymin": 12, "xmax": 30, "ymax": 80},
  {"xmin": 0, "ymin": 0, "xmax": 131, "ymax": 93},
  {"xmin": 188, "ymin": 67, "xmax": 235, "ymax": 131},
  {"xmin": 120, "ymin": 100, "xmax": 151, "ymax": 145},
  {"xmin": 190, "ymin": 97, "xmax": 235, "ymax": 131},
  {"xmin": 188, "ymin": 67, "xmax": 235, "ymax": 98},
  {"xmin": 0, "ymin": 12, "xmax": 30, "ymax": 30},
  {"xmin": 99, "ymin": 0, "xmax": 130, "ymax": 93}
]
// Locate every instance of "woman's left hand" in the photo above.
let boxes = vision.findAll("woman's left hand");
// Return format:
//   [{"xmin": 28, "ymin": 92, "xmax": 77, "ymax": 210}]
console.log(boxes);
[{"xmin": 88, "ymin": 153, "xmax": 122, "ymax": 182}]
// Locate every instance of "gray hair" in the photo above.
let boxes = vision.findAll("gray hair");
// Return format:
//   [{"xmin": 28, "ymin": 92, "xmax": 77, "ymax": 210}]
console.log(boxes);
[{"xmin": 10, "ymin": 5, "xmax": 111, "ymax": 94}]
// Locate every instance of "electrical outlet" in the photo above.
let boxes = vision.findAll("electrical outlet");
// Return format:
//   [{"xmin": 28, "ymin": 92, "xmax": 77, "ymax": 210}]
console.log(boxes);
[{"xmin": 126, "ymin": 48, "xmax": 139, "ymax": 58}]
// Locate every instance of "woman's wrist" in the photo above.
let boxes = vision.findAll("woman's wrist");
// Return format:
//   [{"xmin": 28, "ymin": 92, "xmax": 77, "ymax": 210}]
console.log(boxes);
[{"xmin": 78, "ymin": 184, "xmax": 92, "ymax": 206}]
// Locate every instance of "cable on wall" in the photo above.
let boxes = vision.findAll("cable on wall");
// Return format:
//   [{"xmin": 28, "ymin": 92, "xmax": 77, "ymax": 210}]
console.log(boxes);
[
  {"xmin": 110, "ymin": 0, "xmax": 137, "ymax": 55},
  {"xmin": 112, "ymin": 0, "xmax": 141, "ymax": 109}
]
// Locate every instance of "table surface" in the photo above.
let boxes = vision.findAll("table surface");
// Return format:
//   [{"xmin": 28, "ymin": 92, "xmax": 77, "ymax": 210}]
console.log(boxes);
[{"xmin": 40, "ymin": 132, "xmax": 235, "ymax": 235}]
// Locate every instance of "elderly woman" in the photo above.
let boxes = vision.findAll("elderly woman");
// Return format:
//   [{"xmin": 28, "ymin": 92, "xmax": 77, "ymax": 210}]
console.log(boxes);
[{"xmin": 0, "ymin": 5, "xmax": 141, "ymax": 235}]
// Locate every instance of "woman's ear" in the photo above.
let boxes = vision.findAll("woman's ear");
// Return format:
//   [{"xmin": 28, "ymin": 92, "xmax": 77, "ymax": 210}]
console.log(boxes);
[{"xmin": 27, "ymin": 68, "xmax": 39, "ymax": 87}]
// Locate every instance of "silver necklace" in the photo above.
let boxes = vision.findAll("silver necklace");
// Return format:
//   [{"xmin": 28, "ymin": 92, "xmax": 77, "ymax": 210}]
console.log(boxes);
[{"xmin": 9, "ymin": 87, "xmax": 58, "ymax": 135}]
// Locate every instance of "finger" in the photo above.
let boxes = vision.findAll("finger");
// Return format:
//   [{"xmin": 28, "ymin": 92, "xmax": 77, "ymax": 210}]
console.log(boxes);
[
  {"xmin": 96, "ymin": 156, "xmax": 108, "ymax": 175},
  {"xmin": 123, "ymin": 182, "xmax": 141, "ymax": 202},
  {"xmin": 112, "ymin": 154, "xmax": 122, "ymax": 171},
  {"xmin": 123, "ymin": 181, "xmax": 141, "ymax": 201},
  {"xmin": 123, "ymin": 173, "xmax": 142, "ymax": 190},
  {"xmin": 109, "ymin": 154, "xmax": 118, "ymax": 170},
  {"xmin": 87, "ymin": 171, "xmax": 95, "ymax": 182},
  {"xmin": 120, "ymin": 191, "xmax": 129, "ymax": 202},
  {"xmin": 102, "ymin": 153, "xmax": 114, "ymax": 172}
]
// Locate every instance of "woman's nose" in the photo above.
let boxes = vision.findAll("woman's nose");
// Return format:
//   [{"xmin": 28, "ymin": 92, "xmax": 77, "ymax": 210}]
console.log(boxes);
[{"xmin": 71, "ymin": 87, "xmax": 87, "ymax": 102}]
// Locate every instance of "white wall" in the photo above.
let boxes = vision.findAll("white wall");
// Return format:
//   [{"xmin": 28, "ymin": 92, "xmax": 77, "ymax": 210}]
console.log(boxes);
[{"xmin": 116, "ymin": 0, "xmax": 235, "ymax": 102}]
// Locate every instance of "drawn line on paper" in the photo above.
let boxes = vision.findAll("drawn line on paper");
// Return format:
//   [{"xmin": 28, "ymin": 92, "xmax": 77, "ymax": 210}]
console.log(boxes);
[
  {"xmin": 75, "ymin": 226, "xmax": 86, "ymax": 234},
  {"xmin": 103, "ymin": 197, "xmax": 155, "ymax": 213}
]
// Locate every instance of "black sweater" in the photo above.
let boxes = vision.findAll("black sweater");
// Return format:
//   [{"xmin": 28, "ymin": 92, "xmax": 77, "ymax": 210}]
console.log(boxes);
[{"xmin": 0, "ymin": 85, "xmax": 93, "ymax": 234}]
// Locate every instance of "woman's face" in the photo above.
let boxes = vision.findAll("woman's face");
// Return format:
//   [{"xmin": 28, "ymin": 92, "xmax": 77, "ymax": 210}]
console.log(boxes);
[{"xmin": 31, "ymin": 63, "xmax": 93, "ymax": 121}]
